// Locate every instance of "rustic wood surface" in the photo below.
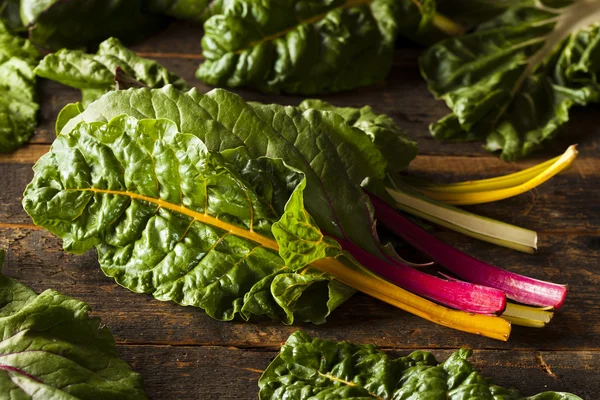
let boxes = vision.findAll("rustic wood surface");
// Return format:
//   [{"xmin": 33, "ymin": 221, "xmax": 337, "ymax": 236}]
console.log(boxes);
[{"xmin": 1, "ymin": 22, "xmax": 599, "ymax": 399}]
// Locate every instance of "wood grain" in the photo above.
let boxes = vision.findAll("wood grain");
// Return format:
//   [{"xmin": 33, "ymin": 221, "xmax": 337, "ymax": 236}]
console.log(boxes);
[{"xmin": 1, "ymin": 19, "xmax": 599, "ymax": 399}]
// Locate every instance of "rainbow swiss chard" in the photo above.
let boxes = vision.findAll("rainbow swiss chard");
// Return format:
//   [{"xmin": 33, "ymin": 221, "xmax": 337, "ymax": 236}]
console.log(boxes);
[{"xmin": 23, "ymin": 85, "xmax": 574, "ymax": 339}]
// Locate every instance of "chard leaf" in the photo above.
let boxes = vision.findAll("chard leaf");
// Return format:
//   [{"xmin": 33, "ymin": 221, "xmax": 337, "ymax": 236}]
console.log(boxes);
[
  {"xmin": 0, "ymin": 22, "xmax": 39, "ymax": 153},
  {"xmin": 197, "ymin": 0, "xmax": 435, "ymax": 94},
  {"xmin": 59, "ymin": 86, "xmax": 409, "ymax": 264},
  {"xmin": 0, "ymin": 249, "xmax": 148, "ymax": 399},
  {"xmin": 23, "ymin": 115, "xmax": 350, "ymax": 324},
  {"xmin": 20, "ymin": 0, "xmax": 166, "ymax": 50},
  {"xmin": 421, "ymin": 0, "xmax": 600, "ymax": 160},
  {"xmin": 35, "ymin": 37, "xmax": 189, "ymax": 106},
  {"xmin": 297, "ymin": 99, "xmax": 418, "ymax": 172},
  {"xmin": 259, "ymin": 331, "xmax": 583, "ymax": 400}
]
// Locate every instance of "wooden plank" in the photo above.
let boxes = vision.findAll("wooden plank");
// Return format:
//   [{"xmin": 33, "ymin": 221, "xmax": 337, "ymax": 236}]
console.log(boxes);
[
  {"xmin": 117, "ymin": 345, "xmax": 599, "ymax": 399},
  {"xmin": 1, "ymin": 227, "xmax": 598, "ymax": 350},
  {"xmin": 2, "ymin": 155, "xmax": 599, "ymax": 232}
]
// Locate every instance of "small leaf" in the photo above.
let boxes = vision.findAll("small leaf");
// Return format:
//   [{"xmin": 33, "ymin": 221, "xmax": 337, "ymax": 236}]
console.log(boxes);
[
  {"xmin": 35, "ymin": 37, "xmax": 189, "ymax": 105},
  {"xmin": 0, "ymin": 22, "xmax": 39, "ymax": 153},
  {"xmin": 0, "ymin": 251, "xmax": 148, "ymax": 399}
]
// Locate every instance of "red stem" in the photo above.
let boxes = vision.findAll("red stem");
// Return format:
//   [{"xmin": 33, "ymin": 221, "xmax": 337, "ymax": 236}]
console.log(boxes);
[
  {"xmin": 337, "ymin": 238, "xmax": 507, "ymax": 315},
  {"xmin": 369, "ymin": 193, "xmax": 567, "ymax": 309}
]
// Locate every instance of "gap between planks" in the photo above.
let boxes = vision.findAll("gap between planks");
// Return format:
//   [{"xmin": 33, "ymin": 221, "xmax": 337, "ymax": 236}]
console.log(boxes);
[{"xmin": 113, "ymin": 342, "xmax": 600, "ymax": 353}]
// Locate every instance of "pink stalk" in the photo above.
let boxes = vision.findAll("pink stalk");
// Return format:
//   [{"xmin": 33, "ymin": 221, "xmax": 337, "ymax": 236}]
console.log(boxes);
[
  {"xmin": 368, "ymin": 193, "xmax": 567, "ymax": 309},
  {"xmin": 337, "ymin": 238, "xmax": 507, "ymax": 314}
]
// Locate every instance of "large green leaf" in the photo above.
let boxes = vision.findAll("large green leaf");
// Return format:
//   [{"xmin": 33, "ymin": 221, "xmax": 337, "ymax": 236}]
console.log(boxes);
[
  {"xmin": 259, "ymin": 331, "xmax": 583, "ymax": 400},
  {"xmin": 0, "ymin": 250, "xmax": 148, "ymax": 399},
  {"xmin": 23, "ymin": 115, "xmax": 351, "ymax": 324},
  {"xmin": 20, "ymin": 0, "xmax": 166, "ymax": 50},
  {"xmin": 0, "ymin": 21, "xmax": 39, "ymax": 153},
  {"xmin": 421, "ymin": 0, "xmax": 600, "ymax": 160},
  {"xmin": 58, "ymin": 86, "xmax": 413, "ymax": 263},
  {"xmin": 35, "ymin": 37, "xmax": 190, "ymax": 106},
  {"xmin": 197, "ymin": 0, "xmax": 439, "ymax": 94}
]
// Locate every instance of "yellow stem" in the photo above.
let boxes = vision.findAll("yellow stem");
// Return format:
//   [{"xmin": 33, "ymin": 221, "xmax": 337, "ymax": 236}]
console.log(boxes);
[
  {"xmin": 411, "ymin": 145, "xmax": 578, "ymax": 205},
  {"xmin": 312, "ymin": 257, "xmax": 511, "ymax": 341},
  {"xmin": 75, "ymin": 187, "xmax": 512, "ymax": 340},
  {"xmin": 503, "ymin": 303, "xmax": 554, "ymax": 323},
  {"xmin": 411, "ymin": 156, "xmax": 562, "ymax": 193},
  {"xmin": 502, "ymin": 315, "xmax": 546, "ymax": 328}
]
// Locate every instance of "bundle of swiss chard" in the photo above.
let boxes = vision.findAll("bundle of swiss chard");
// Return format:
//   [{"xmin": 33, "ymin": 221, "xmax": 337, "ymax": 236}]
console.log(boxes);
[
  {"xmin": 260, "ymin": 331, "xmax": 582, "ymax": 399},
  {"xmin": 23, "ymin": 85, "xmax": 577, "ymax": 340}
]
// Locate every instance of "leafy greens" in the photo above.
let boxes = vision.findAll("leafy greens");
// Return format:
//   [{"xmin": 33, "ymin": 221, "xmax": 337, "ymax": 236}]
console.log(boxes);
[
  {"xmin": 259, "ymin": 331, "xmax": 583, "ymax": 400},
  {"xmin": 26, "ymin": 86, "xmax": 519, "ymax": 339},
  {"xmin": 197, "ymin": 0, "xmax": 460, "ymax": 94},
  {"xmin": 35, "ymin": 37, "xmax": 189, "ymax": 106},
  {"xmin": 23, "ymin": 112, "xmax": 353, "ymax": 324},
  {"xmin": 0, "ymin": 21, "xmax": 39, "ymax": 153},
  {"xmin": 24, "ymin": 85, "xmax": 574, "ymax": 339},
  {"xmin": 421, "ymin": 0, "xmax": 600, "ymax": 160},
  {"xmin": 0, "ymin": 249, "xmax": 148, "ymax": 399}
]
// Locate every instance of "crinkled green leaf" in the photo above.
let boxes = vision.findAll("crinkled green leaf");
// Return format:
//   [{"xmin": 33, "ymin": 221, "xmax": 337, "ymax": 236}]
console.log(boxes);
[
  {"xmin": 259, "ymin": 331, "xmax": 583, "ymax": 400},
  {"xmin": 35, "ymin": 37, "xmax": 189, "ymax": 106},
  {"xmin": 0, "ymin": 22, "xmax": 39, "ymax": 153},
  {"xmin": 197, "ymin": 0, "xmax": 438, "ymax": 94},
  {"xmin": 20, "ymin": 0, "xmax": 166, "ymax": 50},
  {"xmin": 23, "ymin": 115, "xmax": 350, "ymax": 324},
  {"xmin": 297, "ymin": 99, "xmax": 418, "ymax": 172},
  {"xmin": 0, "ymin": 249, "xmax": 148, "ymax": 399},
  {"xmin": 58, "ymin": 87, "xmax": 414, "ymax": 266},
  {"xmin": 421, "ymin": 0, "xmax": 600, "ymax": 160}
]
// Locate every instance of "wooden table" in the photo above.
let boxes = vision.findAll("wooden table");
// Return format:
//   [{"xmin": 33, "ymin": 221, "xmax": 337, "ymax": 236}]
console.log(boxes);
[{"xmin": 1, "ymin": 22, "xmax": 599, "ymax": 399}]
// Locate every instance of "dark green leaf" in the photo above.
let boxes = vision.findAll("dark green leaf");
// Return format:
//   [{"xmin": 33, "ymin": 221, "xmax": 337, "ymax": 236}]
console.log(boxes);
[
  {"xmin": 259, "ymin": 331, "xmax": 583, "ymax": 400},
  {"xmin": 197, "ymin": 0, "xmax": 436, "ymax": 94},
  {"xmin": 421, "ymin": 0, "xmax": 600, "ymax": 160},
  {"xmin": 23, "ymin": 114, "xmax": 351, "ymax": 324},
  {"xmin": 147, "ymin": 0, "xmax": 224, "ymax": 22},
  {"xmin": 0, "ymin": 0, "xmax": 23, "ymax": 32},
  {"xmin": 0, "ymin": 249, "xmax": 148, "ymax": 399},
  {"xmin": 0, "ymin": 22, "xmax": 39, "ymax": 153},
  {"xmin": 20, "ymin": 0, "xmax": 166, "ymax": 50},
  {"xmin": 35, "ymin": 37, "xmax": 189, "ymax": 105}
]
